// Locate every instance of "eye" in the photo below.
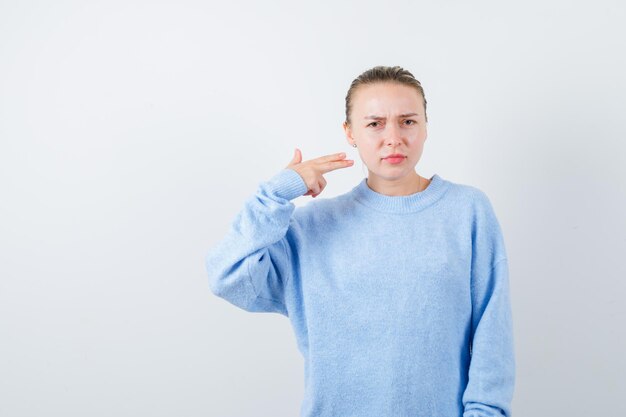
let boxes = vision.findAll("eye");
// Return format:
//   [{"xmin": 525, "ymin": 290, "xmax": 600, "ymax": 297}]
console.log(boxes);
[
  {"xmin": 367, "ymin": 121, "xmax": 379, "ymax": 127},
  {"xmin": 404, "ymin": 119, "xmax": 417, "ymax": 125}
]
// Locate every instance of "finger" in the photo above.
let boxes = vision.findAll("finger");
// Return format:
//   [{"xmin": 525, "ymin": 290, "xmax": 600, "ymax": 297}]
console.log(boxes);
[
  {"xmin": 317, "ymin": 152, "xmax": 348, "ymax": 163},
  {"xmin": 311, "ymin": 180, "xmax": 322, "ymax": 196},
  {"xmin": 287, "ymin": 148, "xmax": 302, "ymax": 167},
  {"xmin": 318, "ymin": 158, "xmax": 355, "ymax": 173},
  {"xmin": 313, "ymin": 179, "xmax": 326, "ymax": 198}
]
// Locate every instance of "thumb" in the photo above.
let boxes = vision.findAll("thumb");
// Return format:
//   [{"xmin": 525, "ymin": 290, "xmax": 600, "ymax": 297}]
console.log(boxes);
[{"xmin": 288, "ymin": 147, "xmax": 302, "ymax": 167}]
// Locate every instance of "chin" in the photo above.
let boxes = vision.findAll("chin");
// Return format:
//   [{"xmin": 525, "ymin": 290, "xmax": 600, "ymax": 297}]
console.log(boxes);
[{"xmin": 368, "ymin": 170, "xmax": 412, "ymax": 182}]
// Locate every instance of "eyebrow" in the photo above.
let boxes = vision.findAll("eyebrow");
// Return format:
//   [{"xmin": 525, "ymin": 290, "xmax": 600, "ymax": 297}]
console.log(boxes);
[{"xmin": 364, "ymin": 113, "xmax": 419, "ymax": 120}]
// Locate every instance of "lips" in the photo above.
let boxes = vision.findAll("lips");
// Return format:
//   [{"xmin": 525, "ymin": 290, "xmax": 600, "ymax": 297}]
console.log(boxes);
[{"xmin": 382, "ymin": 154, "xmax": 407, "ymax": 165}]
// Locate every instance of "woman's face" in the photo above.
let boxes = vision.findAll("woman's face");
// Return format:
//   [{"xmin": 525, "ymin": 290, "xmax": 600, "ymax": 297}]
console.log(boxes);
[{"xmin": 343, "ymin": 82, "xmax": 427, "ymax": 183}]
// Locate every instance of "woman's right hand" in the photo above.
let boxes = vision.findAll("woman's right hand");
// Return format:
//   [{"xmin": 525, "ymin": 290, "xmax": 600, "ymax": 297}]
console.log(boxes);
[{"xmin": 286, "ymin": 148, "xmax": 354, "ymax": 198}]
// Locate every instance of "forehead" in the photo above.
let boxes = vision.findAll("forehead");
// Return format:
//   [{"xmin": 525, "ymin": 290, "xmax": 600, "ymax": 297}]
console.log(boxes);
[{"xmin": 351, "ymin": 82, "xmax": 423, "ymax": 115}]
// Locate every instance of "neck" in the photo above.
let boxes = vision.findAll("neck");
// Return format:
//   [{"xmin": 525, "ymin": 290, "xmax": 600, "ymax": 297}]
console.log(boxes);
[{"xmin": 366, "ymin": 171, "xmax": 425, "ymax": 196}]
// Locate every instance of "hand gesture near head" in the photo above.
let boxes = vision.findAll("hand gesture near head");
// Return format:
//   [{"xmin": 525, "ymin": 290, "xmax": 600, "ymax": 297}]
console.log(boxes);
[{"xmin": 286, "ymin": 148, "xmax": 354, "ymax": 198}]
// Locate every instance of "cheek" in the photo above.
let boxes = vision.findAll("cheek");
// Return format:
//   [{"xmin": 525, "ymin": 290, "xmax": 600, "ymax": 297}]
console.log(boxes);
[
  {"xmin": 357, "ymin": 146, "xmax": 379, "ymax": 161},
  {"xmin": 409, "ymin": 131, "xmax": 427, "ymax": 143},
  {"xmin": 361, "ymin": 130, "xmax": 380, "ymax": 140}
]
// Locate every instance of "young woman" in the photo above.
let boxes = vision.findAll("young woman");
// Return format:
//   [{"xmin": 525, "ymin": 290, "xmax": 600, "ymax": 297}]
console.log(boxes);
[{"xmin": 205, "ymin": 66, "xmax": 515, "ymax": 417}]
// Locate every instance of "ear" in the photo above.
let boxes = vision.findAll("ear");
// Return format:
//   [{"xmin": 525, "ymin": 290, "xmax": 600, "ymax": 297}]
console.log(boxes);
[{"xmin": 343, "ymin": 121, "xmax": 354, "ymax": 146}]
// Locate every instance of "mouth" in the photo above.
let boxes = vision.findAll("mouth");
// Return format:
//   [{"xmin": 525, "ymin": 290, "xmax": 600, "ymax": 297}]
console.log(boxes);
[{"xmin": 382, "ymin": 154, "xmax": 407, "ymax": 165}]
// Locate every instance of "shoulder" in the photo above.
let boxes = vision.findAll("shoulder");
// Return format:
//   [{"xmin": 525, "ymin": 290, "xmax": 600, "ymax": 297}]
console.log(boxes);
[
  {"xmin": 293, "ymin": 191, "xmax": 354, "ymax": 225},
  {"xmin": 440, "ymin": 176, "xmax": 508, "ymax": 259},
  {"xmin": 290, "ymin": 179, "xmax": 364, "ymax": 232},
  {"xmin": 438, "ymin": 176, "xmax": 504, "ymax": 243},
  {"xmin": 282, "ymin": 193, "xmax": 353, "ymax": 246},
  {"xmin": 439, "ymin": 176, "xmax": 495, "ymax": 212},
  {"xmin": 449, "ymin": 178, "xmax": 505, "ymax": 247}
]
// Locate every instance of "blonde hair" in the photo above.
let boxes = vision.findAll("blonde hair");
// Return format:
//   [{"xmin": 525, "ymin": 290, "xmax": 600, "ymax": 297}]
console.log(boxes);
[{"xmin": 344, "ymin": 65, "xmax": 428, "ymax": 125}]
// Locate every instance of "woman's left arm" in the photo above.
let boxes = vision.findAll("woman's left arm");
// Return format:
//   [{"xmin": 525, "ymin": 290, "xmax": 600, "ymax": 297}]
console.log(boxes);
[{"xmin": 462, "ymin": 190, "xmax": 516, "ymax": 417}]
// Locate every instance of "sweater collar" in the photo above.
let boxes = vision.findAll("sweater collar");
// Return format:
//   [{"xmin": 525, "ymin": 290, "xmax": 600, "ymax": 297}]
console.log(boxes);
[{"xmin": 351, "ymin": 174, "xmax": 450, "ymax": 214}]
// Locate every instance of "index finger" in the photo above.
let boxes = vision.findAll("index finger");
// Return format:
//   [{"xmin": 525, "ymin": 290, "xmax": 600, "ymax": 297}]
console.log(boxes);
[
  {"xmin": 318, "ymin": 157, "xmax": 354, "ymax": 174},
  {"xmin": 317, "ymin": 152, "xmax": 348, "ymax": 162}
]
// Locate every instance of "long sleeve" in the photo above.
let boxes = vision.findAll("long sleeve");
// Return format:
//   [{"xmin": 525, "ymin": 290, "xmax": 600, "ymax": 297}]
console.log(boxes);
[
  {"xmin": 205, "ymin": 168, "xmax": 308, "ymax": 316},
  {"xmin": 462, "ymin": 191, "xmax": 516, "ymax": 417}
]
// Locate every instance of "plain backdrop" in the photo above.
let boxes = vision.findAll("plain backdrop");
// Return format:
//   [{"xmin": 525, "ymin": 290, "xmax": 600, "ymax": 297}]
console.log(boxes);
[{"xmin": 1, "ymin": 1, "xmax": 625, "ymax": 416}]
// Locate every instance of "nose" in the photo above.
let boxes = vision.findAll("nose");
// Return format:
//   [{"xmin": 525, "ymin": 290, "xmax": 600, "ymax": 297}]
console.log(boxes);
[{"xmin": 384, "ymin": 123, "xmax": 403, "ymax": 147}]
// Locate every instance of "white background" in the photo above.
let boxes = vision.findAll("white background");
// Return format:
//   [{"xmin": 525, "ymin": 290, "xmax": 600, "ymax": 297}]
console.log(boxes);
[{"xmin": 1, "ymin": 1, "xmax": 625, "ymax": 416}]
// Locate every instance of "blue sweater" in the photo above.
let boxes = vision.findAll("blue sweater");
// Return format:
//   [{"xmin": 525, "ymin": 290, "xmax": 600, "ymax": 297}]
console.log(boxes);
[{"xmin": 205, "ymin": 168, "xmax": 515, "ymax": 417}]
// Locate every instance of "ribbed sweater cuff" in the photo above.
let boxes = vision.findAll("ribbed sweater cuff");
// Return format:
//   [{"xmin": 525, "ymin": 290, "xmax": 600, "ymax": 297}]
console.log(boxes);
[{"xmin": 264, "ymin": 168, "xmax": 308, "ymax": 201}]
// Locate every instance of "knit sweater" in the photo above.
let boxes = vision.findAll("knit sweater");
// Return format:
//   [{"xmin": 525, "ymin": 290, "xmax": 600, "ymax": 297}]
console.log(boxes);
[{"xmin": 205, "ymin": 168, "xmax": 515, "ymax": 417}]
